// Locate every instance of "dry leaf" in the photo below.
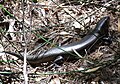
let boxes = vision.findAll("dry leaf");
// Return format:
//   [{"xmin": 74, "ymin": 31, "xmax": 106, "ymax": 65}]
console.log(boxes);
[
  {"xmin": 59, "ymin": 31, "xmax": 70, "ymax": 35},
  {"xmin": 118, "ymin": 18, "xmax": 120, "ymax": 32},
  {"xmin": 85, "ymin": 66, "xmax": 101, "ymax": 73},
  {"xmin": 49, "ymin": 78, "xmax": 61, "ymax": 84}
]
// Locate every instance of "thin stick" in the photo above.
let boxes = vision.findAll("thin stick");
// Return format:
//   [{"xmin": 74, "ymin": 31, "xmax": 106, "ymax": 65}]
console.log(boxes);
[{"xmin": 22, "ymin": 0, "xmax": 28, "ymax": 84}]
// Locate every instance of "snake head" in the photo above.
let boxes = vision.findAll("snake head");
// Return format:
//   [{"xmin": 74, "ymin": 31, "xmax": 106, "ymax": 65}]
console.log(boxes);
[{"xmin": 91, "ymin": 16, "xmax": 110, "ymax": 36}]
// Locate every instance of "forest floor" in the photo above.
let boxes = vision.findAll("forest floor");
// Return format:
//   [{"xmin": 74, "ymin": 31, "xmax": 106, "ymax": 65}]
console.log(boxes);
[{"xmin": 0, "ymin": 0, "xmax": 120, "ymax": 83}]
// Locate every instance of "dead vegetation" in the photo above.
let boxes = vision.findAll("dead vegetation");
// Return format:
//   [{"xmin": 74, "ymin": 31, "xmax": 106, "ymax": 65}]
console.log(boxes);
[{"xmin": 0, "ymin": 0, "xmax": 120, "ymax": 83}]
